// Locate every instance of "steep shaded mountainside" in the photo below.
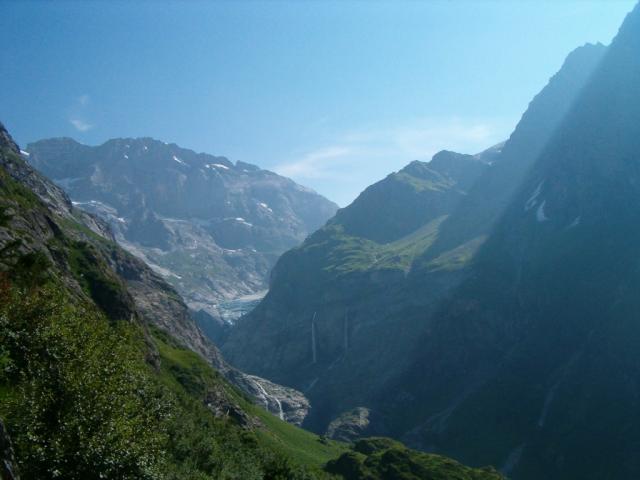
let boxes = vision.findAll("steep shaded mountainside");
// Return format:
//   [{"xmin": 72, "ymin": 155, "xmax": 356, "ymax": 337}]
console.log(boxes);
[
  {"xmin": 223, "ymin": 7, "xmax": 640, "ymax": 479},
  {"xmin": 0, "ymin": 124, "xmax": 505, "ymax": 480},
  {"xmin": 223, "ymin": 39, "xmax": 606, "ymax": 425},
  {"xmin": 25, "ymin": 137, "xmax": 337, "ymax": 332}
]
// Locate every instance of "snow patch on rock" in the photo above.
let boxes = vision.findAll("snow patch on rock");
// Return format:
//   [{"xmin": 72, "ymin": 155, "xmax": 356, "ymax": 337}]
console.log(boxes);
[
  {"xmin": 172, "ymin": 155, "xmax": 186, "ymax": 166},
  {"xmin": 258, "ymin": 202, "xmax": 273, "ymax": 213}
]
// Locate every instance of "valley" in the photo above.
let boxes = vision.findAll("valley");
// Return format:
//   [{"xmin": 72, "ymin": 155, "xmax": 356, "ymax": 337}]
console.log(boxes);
[
  {"xmin": 26, "ymin": 136, "xmax": 337, "ymax": 332},
  {"xmin": 0, "ymin": 122, "xmax": 504, "ymax": 479},
  {"xmin": 2, "ymin": 2, "xmax": 639, "ymax": 479}
]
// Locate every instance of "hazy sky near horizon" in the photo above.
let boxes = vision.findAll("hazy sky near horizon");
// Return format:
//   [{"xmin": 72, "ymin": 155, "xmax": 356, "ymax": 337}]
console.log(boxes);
[{"xmin": 1, "ymin": 1, "xmax": 635, "ymax": 206}]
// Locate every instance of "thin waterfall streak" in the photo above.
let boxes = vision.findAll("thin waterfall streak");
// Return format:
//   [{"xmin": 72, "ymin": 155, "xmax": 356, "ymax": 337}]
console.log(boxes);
[{"xmin": 311, "ymin": 312, "xmax": 317, "ymax": 364}]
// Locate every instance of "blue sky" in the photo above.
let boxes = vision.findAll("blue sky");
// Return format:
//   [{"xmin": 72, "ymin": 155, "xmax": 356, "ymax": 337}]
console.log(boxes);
[{"xmin": 0, "ymin": 1, "xmax": 635, "ymax": 206}]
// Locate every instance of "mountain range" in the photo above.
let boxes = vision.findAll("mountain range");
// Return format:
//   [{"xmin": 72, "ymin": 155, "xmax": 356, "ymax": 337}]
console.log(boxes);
[
  {"xmin": 221, "ymin": 4, "xmax": 640, "ymax": 479},
  {"xmin": 25, "ymin": 137, "xmax": 337, "ymax": 341},
  {"xmin": 0, "ymin": 122, "xmax": 506, "ymax": 479},
  {"xmin": 221, "ymin": 39, "xmax": 606, "ymax": 428},
  {"xmin": 3, "ymin": 4, "xmax": 640, "ymax": 479}
]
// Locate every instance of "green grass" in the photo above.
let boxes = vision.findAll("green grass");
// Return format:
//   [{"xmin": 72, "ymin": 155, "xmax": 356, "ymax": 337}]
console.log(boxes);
[
  {"xmin": 320, "ymin": 232, "xmax": 380, "ymax": 275},
  {"xmin": 422, "ymin": 235, "xmax": 487, "ymax": 272},
  {"xmin": 311, "ymin": 216, "xmax": 447, "ymax": 276},
  {"xmin": 249, "ymin": 403, "xmax": 347, "ymax": 469},
  {"xmin": 394, "ymin": 171, "xmax": 453, "ymax": 193},
  {"xmin": 151, "ymin": 326, "xmax": 346, "ymax": 471},
  {"xmin": 151, "ymin": 326, "xmax": 224, "ymax": 398},
  {"xmin": 374, "ymin": 216, "xmax": 447, "ymax": 270}
]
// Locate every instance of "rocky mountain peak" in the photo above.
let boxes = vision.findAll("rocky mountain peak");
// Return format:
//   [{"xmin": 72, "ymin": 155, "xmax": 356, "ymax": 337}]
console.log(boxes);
[
  {"xmin": 614, "ymin": 1, "xmax": 640, "ymax": 47},
  {"xmin": 26, "ymin": 136, "xmax": 338, "ymax": 326},
  {"xmin": 0, "ymin": 122, "xmax": 19, "ymax": 153}
]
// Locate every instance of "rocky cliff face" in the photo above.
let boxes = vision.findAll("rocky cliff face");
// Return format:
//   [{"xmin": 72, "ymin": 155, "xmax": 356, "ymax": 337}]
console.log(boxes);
[
  {"xmin": 0, "ymin": 123, "xmax": 309, "ymax": 425},
  {"xmin": 25, "ymin": 137, "xmax": 337, "ymax": 326},
  {"xmin": 221, "ymin": 36, "xmax": 610, "ymax": 463}
]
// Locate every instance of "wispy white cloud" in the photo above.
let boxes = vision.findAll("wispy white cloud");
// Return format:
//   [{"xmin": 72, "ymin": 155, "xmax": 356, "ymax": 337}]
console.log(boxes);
[
  {"xmin": 274, "ymin": 116, "xmax": 513, "ymax": 206},
  {"xmin": 275, "ymin": 146, "xmax": 356, "ymax": 179},
  {"xmin": 77, "ymin": 94, "xmax": 90, "ymax": 107},
  {"xmin": 390, "ymin": 119, "xmax": 496, "ymax": 158},
  {"xmin": 340, "ymin": 117, "xmax": 499, "ymax": 161},
  {"xmin": 68, "ymin": 94, "xmax": 94, "ymax": 132},
  {"xmin": 69, "ymin": 118, "xmax": 93, "ymax": 132}
]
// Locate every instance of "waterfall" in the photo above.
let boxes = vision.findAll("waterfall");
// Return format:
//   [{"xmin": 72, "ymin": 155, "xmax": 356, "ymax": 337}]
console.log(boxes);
[
  {"xmin": 311, "ymin": 312, "xmax": 317, "ymax": 364},
  {"xmin": 344, "ymin": 310, "xmax": 349, "ymax": 352},
  {"xmin": 254, "ymin": 379, "xmax": 284, "ymax": 420}
]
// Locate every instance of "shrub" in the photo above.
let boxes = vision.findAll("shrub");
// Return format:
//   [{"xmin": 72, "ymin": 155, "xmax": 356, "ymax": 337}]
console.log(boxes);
[{"xmin": 0, "ymin": 281, "xmax": 168, "ymax": 479}]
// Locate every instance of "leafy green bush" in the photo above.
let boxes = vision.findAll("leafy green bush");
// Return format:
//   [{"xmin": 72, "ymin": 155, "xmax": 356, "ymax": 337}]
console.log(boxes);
[
  {"xmin": 0, "ymin": 276, "xmax": 333, "ymax": 480},
  {"xmin": 0, "ymin": 281, "xmax": 167, "ymax": 479},
  {"xmin": 326, "ymin": 437, "xmax": 505, "ymax": 480}
]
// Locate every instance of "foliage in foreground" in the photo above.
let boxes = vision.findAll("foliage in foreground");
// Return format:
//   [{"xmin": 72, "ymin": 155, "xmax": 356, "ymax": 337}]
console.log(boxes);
[
  {"xmin": 326, "ymin": 438, "xmax": 505, "ymax": 480},
  {"xmin": 0, "ymin": 275, "xmax": 326, "ymax": 480},
  {"xmin": 0, "ymin": 281, "xmax": 166, "ymax": 479}
]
